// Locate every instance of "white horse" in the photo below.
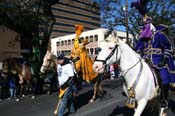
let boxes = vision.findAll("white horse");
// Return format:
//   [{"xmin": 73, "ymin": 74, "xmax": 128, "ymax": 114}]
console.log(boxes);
[{"xmin": 93, "ymin": 31, "xmax": 162, "ymax": 116}]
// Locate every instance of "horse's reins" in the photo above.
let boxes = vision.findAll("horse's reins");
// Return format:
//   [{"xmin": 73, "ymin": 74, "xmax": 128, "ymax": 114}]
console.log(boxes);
[
  {"xmin": 42, "ymin": 59, "xmax": 54, "ymax": 69},
  {"xmin": 121, "ymin": 58, "xmax": 141, "ymax": 77},
  {"xmin": 95, "ymin": 43, "xmax": 142, "ymax": 76},
  {"xmin": 95, "ymin": 44, "xmax": 118, "ymax": 65}
]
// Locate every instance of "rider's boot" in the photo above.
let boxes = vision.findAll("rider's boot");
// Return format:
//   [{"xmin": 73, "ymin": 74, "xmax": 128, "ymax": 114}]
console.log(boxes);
[{"xmin": 160, "ymin": 84, "xmax": 169, "ymax": 116}]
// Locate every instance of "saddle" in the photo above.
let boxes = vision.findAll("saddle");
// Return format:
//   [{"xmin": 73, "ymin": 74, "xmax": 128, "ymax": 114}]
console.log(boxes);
[{"xmin": 146, "ymin": 59, "xmax": 162, "ymax": 86}]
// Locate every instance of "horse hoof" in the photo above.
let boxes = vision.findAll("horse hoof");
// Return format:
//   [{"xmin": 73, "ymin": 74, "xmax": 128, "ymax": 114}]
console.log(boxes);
[
  {"xmin": 162, "ymin": 113, "xmax": 167, "ymax": 116},
  {"xmin": 31, "ymin": 96, "xmax": 35, "ymax": 99},
  {"xmin": 89, "ymin": 99, "xmax": 95, "ymax": 103},
  {"xmin": 16, "ymin": 99, "xmax": 19, "ymax": 102},
  {"xmin": 47, "ymin": 91, "xmax": 51, "ymax": 94},
  {"xmin": 22, "ymin": 94, "xmax": 25, "ymax": 97},
  {"xmin": 53, "ymin": 111, "xmax": 57, "ymax": 115}
]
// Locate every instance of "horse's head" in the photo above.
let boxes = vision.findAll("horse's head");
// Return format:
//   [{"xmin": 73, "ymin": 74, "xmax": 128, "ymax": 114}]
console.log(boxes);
[
  {"xmin": 93, "ymin": 31, "xmax": 121, "ymax": 73},
  {"xmin": 40, "ymin": 51, "xmax": 56, "ymax": 73}
]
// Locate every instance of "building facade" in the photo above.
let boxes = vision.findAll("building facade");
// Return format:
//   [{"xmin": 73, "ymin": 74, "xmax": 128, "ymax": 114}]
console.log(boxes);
[
  {"xmin": 51, "ymin": 28, "xmax": 133, "ymax": 57},
  {"xmin": 51, "ymin": 0, "xmax": 100, "ymax": 38},
  {"xmin": 0, "ymin": 26, "xmax": 21, "ymax": 61}
]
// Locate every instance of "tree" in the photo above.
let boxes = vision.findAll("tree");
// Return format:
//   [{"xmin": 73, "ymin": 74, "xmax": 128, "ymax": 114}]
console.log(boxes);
[
  {"xmin": 0, "ymin": 0, "xmax": 58, "ymax": 76},
  {"xmin": 95, "ymin": 0, "xmax": 175, "ymax": 46}
]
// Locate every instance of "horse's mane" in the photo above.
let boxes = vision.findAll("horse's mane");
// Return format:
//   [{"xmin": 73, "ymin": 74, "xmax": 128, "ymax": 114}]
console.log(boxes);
[
  {"xmin": 104, "ymin": 29, "xmax": 113, "ymax": 39},
  {"xmin": 45, "ymin": 51, "xmax": 57, "ymax": 67},
  {"xmin": 105, "ymin": 30, "xmax": 141, "ymax": 59},
  {"xmin": 118, "ymin": 38, "xmax": 141, "ymax": 58}
]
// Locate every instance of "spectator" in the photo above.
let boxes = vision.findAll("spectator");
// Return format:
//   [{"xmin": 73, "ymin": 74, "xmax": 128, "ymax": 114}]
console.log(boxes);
[
  {"xmin": 1, "ymin": 70, "xmax": 9, "ymax": 99},
  {"xmin": 113, "ymin": 63, "xmax": 119, "ymax": 78},
  {"xmin": 8, "ymin": 71, "xmax": 17, "ymax": 99},
  {"xmin": 0, "ymin": 71, "xmax": 3, "ymax": 100},
  {"xmin": 56, "ymin": 54, "xmax": 76, "ymax": 116},
  {"xmin": 110, "ymin": 64, "xmax": 115, "ymax": 80}
]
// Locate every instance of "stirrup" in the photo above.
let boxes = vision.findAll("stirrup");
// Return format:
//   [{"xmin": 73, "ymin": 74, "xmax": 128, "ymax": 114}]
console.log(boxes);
[
  {"xmin": 160, "ymin": 100, "xmax": 168, "ymax": 109},
  {"xmin": 126, "ymin": 97, "xmax": 136, "ymax": 109},
  {"xmin": 126, "ymin": 87, "xmax": 136, "ymax": 109},
  {"xmin": 160, "ymin": 107, "xmax": 167, "ymax": 116}
]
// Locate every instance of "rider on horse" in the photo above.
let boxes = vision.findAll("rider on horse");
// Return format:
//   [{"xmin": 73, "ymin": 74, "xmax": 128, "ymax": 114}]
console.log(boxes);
[
  {"xmin": 70, "ymin": 24, "xmax": 103, "ymax": 102},
  {"xmin": 132, "ymin": 0, "xmax": 175, "ymax": 111},
  {"xmin": 134, "ymin": 15, "xmax": 175, "ymax": 108},
  {"xmin": 70, "ymin": 24, "xmax": 98, "ymax": 82}
]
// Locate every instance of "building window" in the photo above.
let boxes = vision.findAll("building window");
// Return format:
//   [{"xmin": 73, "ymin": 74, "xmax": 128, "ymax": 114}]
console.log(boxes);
[
  {"xmin": 90, "ymin": 48, "xmax": 94, "ymax": 55},
  {"xmin": 61, "ymin": 41, "xmax": 64, "ymax": 46},
  {"xmin": 57, "ymin": 42, "xmax": 60, "ymax": 46},
  {"xmin": 85, "ymin": 36, "xmax": 89, "ymax": 42},
  {"xmin": 57, "ymin": 51, "xmax": 61, "ymax": 56},
  {"xmin": 95, "ymin": 47, "xmax": 100, "ymax": 55},
  {"xmin": 80, "ymin": 37, "xmax": 84, "ymax": 42},
  {"xmin": 68, "ymin": 50, "xmax": 71, "ymax": 55},
  {"xmin": 72, "ymin": 39, "xmax": 74, "ymax": 44},
  {"xmin": 68, "ymin": 40, "xmax": 71, "ymax": 45},
  {"xmin": 94, "ymin": 35, "xmax": 98, "ymax": 41},
  {"xmin": 65, "ymin": 40, "xmax": 67, "ymax": 45},
  {"xmin": 90, "ymin": 36, "xmax": 93, "ymax": 42}
]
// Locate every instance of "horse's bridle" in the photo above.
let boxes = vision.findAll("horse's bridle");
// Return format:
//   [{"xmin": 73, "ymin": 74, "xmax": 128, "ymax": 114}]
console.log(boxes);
[
  {"xmin": 95, "ymin": 44, "xmax": 119, "ymax": 65},
  {"xmin": 42, "ymin": 64, "xmax": 49, "ymax": 68},
  {"xmin": 94, "ymin": 43, "xmax": 142, "ymax": 76},
  {"xmin": 42, "ymin": 59, "xmax": 54, "ymax": 70}
]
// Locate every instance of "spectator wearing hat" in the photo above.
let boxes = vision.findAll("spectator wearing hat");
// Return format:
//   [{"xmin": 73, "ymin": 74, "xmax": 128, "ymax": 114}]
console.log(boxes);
[{"xmin": 56, "ymin": 54, "xmax": 76, "ymax": 116}]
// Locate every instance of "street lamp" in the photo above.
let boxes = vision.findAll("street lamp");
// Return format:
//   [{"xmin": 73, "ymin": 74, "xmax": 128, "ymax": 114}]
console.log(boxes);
[{"xmin": 123, "ymin": 0, "xmax": 130, "ymax": 46}]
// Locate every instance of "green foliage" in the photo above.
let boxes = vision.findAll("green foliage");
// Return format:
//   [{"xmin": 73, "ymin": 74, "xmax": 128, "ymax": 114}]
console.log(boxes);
[
  {"xmin": 0, "ymin": 0, "xmax": 39, "ymax": 34},
  {"xmin": 100, "ymin": 0, "xmax": 175, "ymax": 45},
  {"xmin": 0, "ymin": 0, "xmax": 57, "ymax": 75}
]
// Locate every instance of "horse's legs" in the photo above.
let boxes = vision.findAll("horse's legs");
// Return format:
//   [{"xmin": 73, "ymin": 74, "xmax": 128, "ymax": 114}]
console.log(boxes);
[
  {"xmin": 134, "ymin": 98, "xmax": 148, "ymax": 116},
  {"xmin": 18, "ymin": 74, "xmax": 24, "ymax": 98},
  {"xmin": 160, "ymin": 108, "xmax": 167, "ymax": 116},
  {"xmin": 90, "ymin": 82, "xmax": 98, "ymax": 103},
  {"xmin": 28, "ymin": 80, "xmax": 35, "ymax": 99},
  {"xmin": 96, "ymin": 78, "xmax": 104, "ymax": 97},
  {"xmin": 19, "ymin": 84, "xmax": 24, "ymax": 97},
  {"xmin": 90, "ymin": 75, "xmax": 104, "ymax": 103},
  {"xmin": 98, "ymin": 81, "xmax": 104, "ymax": 96}
]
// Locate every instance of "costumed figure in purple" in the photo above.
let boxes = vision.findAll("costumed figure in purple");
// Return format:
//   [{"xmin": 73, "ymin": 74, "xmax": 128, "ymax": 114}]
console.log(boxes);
[{"xmin": 132, "ymin": 0, "xmax": 175, "ymax": 110}]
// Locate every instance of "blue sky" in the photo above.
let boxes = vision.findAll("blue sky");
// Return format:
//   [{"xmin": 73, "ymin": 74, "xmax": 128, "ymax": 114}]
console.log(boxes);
[
  {"xmin": 116, "ymin": 0, "xmax": 132, "ymax": 31},
  {"xmin": 95, "ymin": 0, "xmax": 134, "ymax": 31},
  {"xmin": 115, "ymin": 0, "xmax": 132, "ymax": 31}
]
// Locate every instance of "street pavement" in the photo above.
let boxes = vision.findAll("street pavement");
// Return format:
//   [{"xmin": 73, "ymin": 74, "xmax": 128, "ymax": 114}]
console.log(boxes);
[{"xmin": 0, "ymin": 78, "xmax": 175, "ymax": 116}]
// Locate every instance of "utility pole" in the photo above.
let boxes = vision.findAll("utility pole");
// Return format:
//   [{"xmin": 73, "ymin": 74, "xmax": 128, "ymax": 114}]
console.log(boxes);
[{"xmin": 125, "ymin": 0, "xmax": 129, "ymax": 45}]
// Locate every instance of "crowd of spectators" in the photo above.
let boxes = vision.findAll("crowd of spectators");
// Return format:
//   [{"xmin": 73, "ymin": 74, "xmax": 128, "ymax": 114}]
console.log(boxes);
[{"xmin": 0, "ymin": 70, "xmax": 19, "ymax": 100}]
